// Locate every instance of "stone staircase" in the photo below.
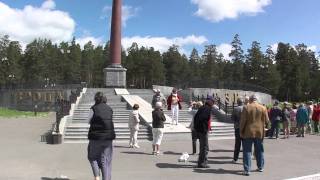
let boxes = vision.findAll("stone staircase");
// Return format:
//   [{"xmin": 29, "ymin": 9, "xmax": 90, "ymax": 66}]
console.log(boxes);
[
  {"xmin": 63, "ymin": 88, "xmax": 152, "ymax": 143},
  {"xmin": 128, "ymin": 89, "xmax": 235, "ymax": 139}
]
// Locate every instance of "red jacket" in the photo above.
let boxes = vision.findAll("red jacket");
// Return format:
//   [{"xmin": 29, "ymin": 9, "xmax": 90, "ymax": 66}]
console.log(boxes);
[
  {"xmin": 312, "ymin": 106, "xmax": 320, "ymax": 122},
  {"xmin": 167, "ymin": 94, "xmax": 182, "ymax": 110}
]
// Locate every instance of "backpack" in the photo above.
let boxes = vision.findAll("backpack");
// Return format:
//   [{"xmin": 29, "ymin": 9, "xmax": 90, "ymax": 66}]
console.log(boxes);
[{"xmin": 193, "ymin": 106, "xmax": 211, "ymax": 133}]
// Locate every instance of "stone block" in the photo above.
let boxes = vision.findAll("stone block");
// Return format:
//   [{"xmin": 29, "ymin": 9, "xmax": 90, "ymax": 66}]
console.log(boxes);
[{"xmin": 104, "ymin": 67, "xmax": 127, "ymax": 88}]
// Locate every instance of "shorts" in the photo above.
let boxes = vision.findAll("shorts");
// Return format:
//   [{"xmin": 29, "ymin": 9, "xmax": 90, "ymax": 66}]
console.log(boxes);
[{"xmin": 152, "ymin": 128, "xmax": 164, "ymax": 145}]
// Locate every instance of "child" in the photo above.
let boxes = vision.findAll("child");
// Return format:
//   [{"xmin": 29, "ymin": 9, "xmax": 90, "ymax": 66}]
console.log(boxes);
[
  {"xmin": 128, "ymin": 104, "xmax": 140, "ymax": 148},
  {"xmin": 152, "ymin": 102, "xmax": 166, "ymax": 155}
]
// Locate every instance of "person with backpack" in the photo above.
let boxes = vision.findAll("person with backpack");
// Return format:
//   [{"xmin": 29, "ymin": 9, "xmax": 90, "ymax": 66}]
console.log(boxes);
[{"xmin": 193, "ymin": 97, "xmax": 214, "ymax": 168}]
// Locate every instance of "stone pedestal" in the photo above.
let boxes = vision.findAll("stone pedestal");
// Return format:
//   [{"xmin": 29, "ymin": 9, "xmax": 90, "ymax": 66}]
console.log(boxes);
[{"xmin": 104, "ymin": 67, "xmax": 127, "ymax": 88}]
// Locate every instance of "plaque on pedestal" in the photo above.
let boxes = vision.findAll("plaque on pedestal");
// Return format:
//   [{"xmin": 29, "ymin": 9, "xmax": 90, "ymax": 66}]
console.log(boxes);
[{"xmin": 104, "ymin": 67, "xmax": 127, "ymax": 88}]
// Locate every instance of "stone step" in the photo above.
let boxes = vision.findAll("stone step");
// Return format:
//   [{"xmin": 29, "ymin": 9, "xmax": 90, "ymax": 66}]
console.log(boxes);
[
  {"xmin": 64, "ymin": 135, "xmax": 151, "ymax": 141},
  {"xmin": 65, "ymin": 132, "xmax": 150, "ymax": 136},
  {"xmin": 66, "ymin": 129, "xmax": 150, "ymax": 133}
]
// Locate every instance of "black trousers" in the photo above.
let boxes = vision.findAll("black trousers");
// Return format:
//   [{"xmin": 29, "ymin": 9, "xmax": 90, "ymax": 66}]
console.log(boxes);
[
  {"xmin": 191, "ymin": 130, "xmax": 199, "ymax": 154},
  {"xmin": 233, "ymin": 128, "xmax": 242, "ymax": 161},
  {"xmin": 198, "ymin": 132, "xmax": 209, "ymax": 166}
]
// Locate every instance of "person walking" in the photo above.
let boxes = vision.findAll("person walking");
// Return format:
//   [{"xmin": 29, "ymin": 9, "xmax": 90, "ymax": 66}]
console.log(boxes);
[
  {"xmin": 231, "ymin": 98, "xmax": 244, "ymax": 163},
  {"xmin": 311, "ymin": 103, "xmax": 320, "ymax": 135},
  {"xmin": 128, "ymin": 104, "xmax": 140, "ymax": 148},
  {"xmin": 152, "ymin": 102, "xmax": 166, "ymax": 155},
  {"xmin": 240, "ymin": 95, "xmax": 269, "ymax": 176},
  {"xmin": 290, "ymin": 104, "xmax": 298, "ymax": 135},
  {"xmin": 282, "ymin": 102, "xmax": 291, "ymax": 139},
  {"xmin": 268, "ymin": 100, "xmax": 283, "ymax": 139},
  {"xmin": 296, "ymin": 104, "xmax": 309, "ymax": 137},
  {"xmin": 167, "ymin": 88, "xmax": 182, "ymax": 125},
  {"xmin": 306, "ymin": 101, "xmax": 314, "ymax": 134},
  {"xmin": 188, "ymin": 101, "xmax": 203, "ymax": 155},
  {"xmin": 193, "ymin": 97, "xmax": 214, "ymax": 168},
  {"xmin": 87, "ymin": 92, "xmax": 115, "ymax": 180},
  {"xmin": 152, "ymin": 89, "xmax": 166, "ymax": 108}
]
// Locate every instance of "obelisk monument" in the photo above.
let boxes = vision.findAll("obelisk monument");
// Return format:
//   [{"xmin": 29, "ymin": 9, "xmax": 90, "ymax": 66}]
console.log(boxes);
[{"xmin": 104, "ymin": 0, "xmax": 127, "ymax": 88}]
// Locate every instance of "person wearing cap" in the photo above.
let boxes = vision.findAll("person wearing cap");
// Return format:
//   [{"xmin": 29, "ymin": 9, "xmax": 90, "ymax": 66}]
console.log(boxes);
[
  {"xmin": 296, "ymin": 103, "xmax": 309, "ymax": 137},
  {"xmin": 240, "ymin": 95, "xmax": 269, "ymax": 176},
  {"xmin": 128, "ymin": 104, "xmax": 140, "ymax": 148},
  {"xmin": 268, "ymin": 100, "xmax": 283, "ymax": 139},
  {"xmin": 152, "ymin": 89, "xmax": 166, "ymax": 108},
  {"xmin": 167, "ymin": 88, "xmax": 182, "ymax": 125},
  {"xmin": 231, "ymin": 98, "xmax": 244, "ymax": 163},
  {"xmin": 193, "ymin": 97, "xmax": 214, "ymax": 168},
  {"xmin": 152, "ymin": 101, "xmax": 166, "ymax": 155},
  {"xmin": 282, "ymin": 102, "xmax": 291, "ymax": 139}
]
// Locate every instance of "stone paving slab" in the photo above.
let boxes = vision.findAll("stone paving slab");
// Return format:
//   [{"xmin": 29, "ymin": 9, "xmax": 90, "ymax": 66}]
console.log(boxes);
[{"xmin": 0, "ymin": 115, "xmax": 320, "ymax": 180}]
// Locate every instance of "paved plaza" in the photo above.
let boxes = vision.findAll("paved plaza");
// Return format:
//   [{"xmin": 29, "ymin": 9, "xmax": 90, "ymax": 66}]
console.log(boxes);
[{"xmin": 0, "ymin": 114, "xmax": 319, "ymax": 180}]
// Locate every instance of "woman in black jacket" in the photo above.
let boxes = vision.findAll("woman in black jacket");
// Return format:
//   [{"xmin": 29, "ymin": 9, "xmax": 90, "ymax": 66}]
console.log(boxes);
[{"xmin": 87, "ymin": 92, "xmax": 115, "ymax": 180}]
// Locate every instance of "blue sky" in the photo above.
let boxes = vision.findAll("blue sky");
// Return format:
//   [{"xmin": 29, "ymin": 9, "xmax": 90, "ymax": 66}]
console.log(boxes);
[{"xmin": 0, "ymin": 0, "xmax": 319, "ymax": 57}]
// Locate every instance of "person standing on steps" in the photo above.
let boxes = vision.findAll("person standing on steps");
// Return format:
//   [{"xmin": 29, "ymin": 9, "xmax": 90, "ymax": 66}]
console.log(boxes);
[
  {"xmin": 87, "ymin": 92, "xmax": 115, "ymax": 180},
  {"xmin": 167, "ymin": 88, "xmax": 182, "ymax": 125},
  {"xmin": 152, "ymin": 89, "xmax": 166, "ymax": 109},
  {"xmin": 128, "ymin": 104, "xmax": 140, "ymax": 148}
]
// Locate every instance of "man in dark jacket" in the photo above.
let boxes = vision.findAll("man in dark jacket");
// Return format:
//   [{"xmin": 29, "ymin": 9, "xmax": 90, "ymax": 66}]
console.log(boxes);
[
  {"xmin": 87, "ymin": 92, "xmax": 115, "ymax": 180},
  {"xmin": 268, "ymin": 100, "xmax": 283, "ymax": 139},
  {"xmin": 231, "ymin": 98, "xmax": 244, "ymax": 163},
  {"xmin": 194, "ymin": 97, "xmax": 214, "ymax": 168}
]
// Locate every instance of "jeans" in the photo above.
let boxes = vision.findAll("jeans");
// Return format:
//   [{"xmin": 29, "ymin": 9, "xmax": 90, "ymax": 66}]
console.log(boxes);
[
  {"xmin": 269, "ymin": 120, "xmax": 280, "ymax": 138},
  {"xmin": 233, "ymin": 128, "xmax": 242, "ymax": 161},
  {"xmin": 242, "ymin": 138, "xmax": 264, "ymax": 173},
  {"xmin": 198, "ymin": 132, "xmax": 209, "ymax": 167}
]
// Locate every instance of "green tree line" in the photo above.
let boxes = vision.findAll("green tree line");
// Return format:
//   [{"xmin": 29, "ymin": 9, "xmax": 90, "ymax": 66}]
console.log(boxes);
[{"xmin": 0, "ymin": 34, "xmax": 319, "ymax": 101}]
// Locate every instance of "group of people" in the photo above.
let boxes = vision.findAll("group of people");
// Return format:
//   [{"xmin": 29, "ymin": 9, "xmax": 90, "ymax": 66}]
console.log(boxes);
[
  {"xmin": 85, "ymin": 90, "xmax": 320, "ymax": 179},
  {"xmin": 268, "ymin": 101, "xmax": 320, "ymax": 139}
]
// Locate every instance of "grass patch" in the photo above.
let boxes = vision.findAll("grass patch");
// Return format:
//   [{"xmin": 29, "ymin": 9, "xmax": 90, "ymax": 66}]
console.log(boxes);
[{"xmin": 0, "ymin": 108, "xmax": 48, "ymax": 118}]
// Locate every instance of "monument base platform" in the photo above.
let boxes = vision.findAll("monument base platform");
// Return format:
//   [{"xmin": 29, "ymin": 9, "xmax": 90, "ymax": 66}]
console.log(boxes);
[{"xmin": 104, "ymin": 66, "xmax": 127, "ymax": 88}]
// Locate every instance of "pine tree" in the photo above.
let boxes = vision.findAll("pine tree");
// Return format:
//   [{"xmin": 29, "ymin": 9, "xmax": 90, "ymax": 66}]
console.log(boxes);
[{"xmin": 229, "ymin": 34, "xmax": 244, "ymax": 82}]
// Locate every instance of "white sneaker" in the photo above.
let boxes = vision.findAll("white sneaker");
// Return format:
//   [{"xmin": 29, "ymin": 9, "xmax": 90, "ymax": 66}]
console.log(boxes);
[{"xmin": 133, "ymin": 145, "xmax": 140, "ymax": 148}]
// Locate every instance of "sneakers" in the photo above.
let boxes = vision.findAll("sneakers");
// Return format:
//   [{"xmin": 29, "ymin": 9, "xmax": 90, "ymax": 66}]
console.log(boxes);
[
  {"xmin": 232, "ymin": 159, "xmax": 238, "ymax": 163},
  {"xmin": 257, "ymin": 168, "xmax": 264, "ymax": 172},
  {"xmin": 133, "ymin": 145, "xmax": 140, "ymax": 148},
  {"xmin": 243, "ymin": 171, "xmax": 250, "ymax": 176}
]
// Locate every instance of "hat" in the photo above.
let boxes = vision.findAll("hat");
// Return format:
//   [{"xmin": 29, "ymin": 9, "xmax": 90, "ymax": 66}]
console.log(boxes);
[
  {"xmin": 157, "ymin": 89, "xmax": 161, "ymax": 93},
  {"xmin": 274, "ymin": 100, "xmax": 279, "ymax": 105},
  {"xmin": 155, "ymin": 102, "xmax": 162, "ymax": 108}
]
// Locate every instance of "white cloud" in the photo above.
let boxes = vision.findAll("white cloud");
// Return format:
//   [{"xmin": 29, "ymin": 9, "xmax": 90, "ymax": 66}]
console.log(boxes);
[
  {"xmin": 102, "ymin": 5, "xmax": 139, "ymax": 27},
  {"xmin": 76, "ymin": 36, "xmax": 104, "ymax": 49},
  {"xmin": 191, "ymin": 0, "xmax": 272, "ymax": 22},
  {"xmin": 216, "ymin": 43, "xmax": 232, "ymax": 60},
  {"xmin": 122, "ymin": 35, "xmax": 208, "ymax": 54},
  {"xmin": 0, "ymin": 1, "xmax": 75, "ymax": 47},
  {"xmin": 41, "ymin": 0, "xmax": 55, "ymax": 10},
  {"xmin": 307, "ymin": 45, "xmax": 317, "ymax": 52},
  {"xmin": 271, "ymin": 43, "xmax": 278, "ymax": 53}
]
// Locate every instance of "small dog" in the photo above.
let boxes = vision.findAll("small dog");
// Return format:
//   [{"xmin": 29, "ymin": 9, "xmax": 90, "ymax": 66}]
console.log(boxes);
[{"xmin": 178, "ymin": 152, "xmax": 189, "ymax": 162}]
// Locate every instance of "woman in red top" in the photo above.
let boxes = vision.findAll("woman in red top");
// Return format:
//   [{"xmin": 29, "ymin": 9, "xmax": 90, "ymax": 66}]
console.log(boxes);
[{"xmin": 312, "ymin": 103, "xmax": 320, "ymax": 134}]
